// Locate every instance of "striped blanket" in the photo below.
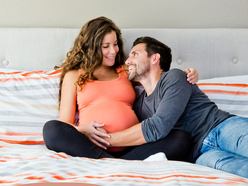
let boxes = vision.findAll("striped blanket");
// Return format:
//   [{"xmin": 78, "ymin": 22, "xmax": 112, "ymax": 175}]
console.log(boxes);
[
  {"xmin": 1, "ymin": 69, "xmax": 248, "ymax": 185},
  {"xmin": 197, "ymin": 74, "xmax": 248, "ymax": 118},
  {"xmin": 0, "ymin": 141, "xmax": 248, "ymax": 186}
]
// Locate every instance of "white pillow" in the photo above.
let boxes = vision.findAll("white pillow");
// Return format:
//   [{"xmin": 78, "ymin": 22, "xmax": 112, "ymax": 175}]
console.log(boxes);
[
  {"xmin": 0, "ymin": 68, "xmax": 61, "ymax": 144},
  {"xmin": 198, "ymin": 75, "xmax": 248, "ymax": 118}
]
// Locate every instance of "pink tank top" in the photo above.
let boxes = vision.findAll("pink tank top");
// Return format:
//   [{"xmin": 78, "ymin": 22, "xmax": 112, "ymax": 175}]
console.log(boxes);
[{"xmin": 77, "ymin": 66, "xmax": 139, "ymax": 151}]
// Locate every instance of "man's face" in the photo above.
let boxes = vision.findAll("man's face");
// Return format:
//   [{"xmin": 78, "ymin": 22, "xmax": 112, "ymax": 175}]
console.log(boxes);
[{"xmin": 125, "ymin": 43, "xmax": 151, "ymax": 81}]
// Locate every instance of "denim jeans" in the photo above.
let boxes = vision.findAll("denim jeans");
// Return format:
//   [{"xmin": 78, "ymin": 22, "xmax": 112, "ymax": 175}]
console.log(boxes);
[{"xmin": 195, "ymin": 116, "xmax": 248, "ymax": 178}]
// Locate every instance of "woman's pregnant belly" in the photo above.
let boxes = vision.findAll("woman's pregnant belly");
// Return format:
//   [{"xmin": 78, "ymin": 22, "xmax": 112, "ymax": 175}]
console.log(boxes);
[{"xmin": 78, "ymin": 100, "xmax": 139, "ymax": 152}]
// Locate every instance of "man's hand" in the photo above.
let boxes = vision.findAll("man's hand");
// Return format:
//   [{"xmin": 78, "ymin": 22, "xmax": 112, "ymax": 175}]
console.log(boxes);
[
  {"xmin": 75, "ymin": 121, "xmax": 110, "ymax": 149},
  {"xmin": 184, "ymin": 68, "xmax": 199, "ymax": 84},
  {"xmin": 107, "ymin": 123, "xmax": 146, "ymax": 147}
]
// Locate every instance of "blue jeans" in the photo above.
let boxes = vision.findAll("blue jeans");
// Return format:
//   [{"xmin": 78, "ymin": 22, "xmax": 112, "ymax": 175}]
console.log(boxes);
[{"xmin": 195, "ymin": 116, "xmax": 248, "ymax": 178}]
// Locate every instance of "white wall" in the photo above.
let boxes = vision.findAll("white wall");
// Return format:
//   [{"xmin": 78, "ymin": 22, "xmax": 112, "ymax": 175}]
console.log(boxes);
[{"xmin": 0, "ymin": 0, "xmax": 248, "ymax": 28}]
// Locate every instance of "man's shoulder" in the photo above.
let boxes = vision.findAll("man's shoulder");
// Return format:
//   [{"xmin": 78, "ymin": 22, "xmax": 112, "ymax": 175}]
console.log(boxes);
[
  {"xmin": 166, "ymin": 68, "xmax": 185, "ymax": 76},
  {"xmin": 161, "ymin": 68, "xmax": 187, "ymax": 82}
]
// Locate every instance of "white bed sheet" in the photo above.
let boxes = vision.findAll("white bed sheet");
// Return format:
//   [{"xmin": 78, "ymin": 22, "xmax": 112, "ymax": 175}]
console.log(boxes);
[{"xmin": 0, "ymin": 141, "xmax": 248, "ymax": 185}]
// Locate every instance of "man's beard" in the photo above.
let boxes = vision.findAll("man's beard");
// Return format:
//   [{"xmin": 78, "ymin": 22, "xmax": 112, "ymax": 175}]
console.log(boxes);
[
  {"xmin": 128, "ymin": 64, "xmax": 150, "ymax": 81},
  {"xmin": 128, "ymin": 71, "xmax": 138, "ymax": 81}
]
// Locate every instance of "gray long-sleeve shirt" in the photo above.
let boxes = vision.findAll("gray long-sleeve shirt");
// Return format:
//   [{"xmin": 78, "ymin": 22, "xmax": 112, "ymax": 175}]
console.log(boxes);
[{"xmin": 133, "ymin": 69, "xmax": 233, "ymax": 162}]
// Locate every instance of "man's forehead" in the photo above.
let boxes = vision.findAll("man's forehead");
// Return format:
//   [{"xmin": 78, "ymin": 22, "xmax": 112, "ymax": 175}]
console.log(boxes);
[{"xmin": 130, "ymin": 43, "xmax": 146, "ymax": 53}]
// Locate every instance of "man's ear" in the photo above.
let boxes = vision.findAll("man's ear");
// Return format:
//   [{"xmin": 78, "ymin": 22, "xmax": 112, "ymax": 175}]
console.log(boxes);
[{"xmin": 151, "ymin": 53, "xmax": 161, "ymax": 65}]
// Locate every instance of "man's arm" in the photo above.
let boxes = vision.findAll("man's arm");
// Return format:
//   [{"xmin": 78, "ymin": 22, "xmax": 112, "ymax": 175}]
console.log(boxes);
[
  {"xmin": 107, "ymin": 69, "xmax": 192, "ymax": 147},
  {"xmin": 108, "ymin": 123, "xmax": 146, "ymax": 147}
]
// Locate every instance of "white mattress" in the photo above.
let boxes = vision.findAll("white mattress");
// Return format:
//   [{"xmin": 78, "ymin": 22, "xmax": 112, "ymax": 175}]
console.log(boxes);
[{"xmin": 1, "ymin": 141, "xmax": 248, "ymax": 185}]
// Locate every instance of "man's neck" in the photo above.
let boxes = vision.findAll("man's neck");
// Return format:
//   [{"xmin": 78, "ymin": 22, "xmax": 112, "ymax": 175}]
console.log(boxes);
[{"xmin": 139, "ymin": 70, "xmax": 163, "ymax": 96}]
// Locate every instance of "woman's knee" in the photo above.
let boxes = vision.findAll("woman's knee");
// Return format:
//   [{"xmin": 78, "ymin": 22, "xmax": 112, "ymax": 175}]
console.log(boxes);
[
  {"xmin": 170, "ymin": 129, "xmax": 192, "ymax": 148},
  {"xmin": 164, "ymin": 129, "xmax": 192, "ymax": 161},
  {"xmin": 43, "ymin": 120, "xmax": 66, "ymax": 147},
  {"xmin": 43, "ymin": 120, "xmax": 60, "ymax": 136}
]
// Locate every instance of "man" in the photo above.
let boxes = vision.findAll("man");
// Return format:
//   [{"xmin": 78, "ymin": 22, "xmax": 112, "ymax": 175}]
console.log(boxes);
[{"xmin": 105, "ymin": 36, "xmax": 248, "ymax": 178}]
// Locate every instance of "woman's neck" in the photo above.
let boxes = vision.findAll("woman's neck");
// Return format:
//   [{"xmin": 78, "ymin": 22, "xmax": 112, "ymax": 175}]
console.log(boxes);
[{"xmin": 93, "ymin": 66, "xmax": 118, "ymax": 81}]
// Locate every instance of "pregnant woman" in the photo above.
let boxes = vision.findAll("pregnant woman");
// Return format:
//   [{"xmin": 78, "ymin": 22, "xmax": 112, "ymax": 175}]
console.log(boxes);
[{"xmin": 43, "ymin": 16, "xmax": 197, "ymax": 160}]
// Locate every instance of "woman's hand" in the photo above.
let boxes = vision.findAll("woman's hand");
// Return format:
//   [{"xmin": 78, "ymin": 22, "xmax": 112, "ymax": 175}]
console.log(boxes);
[
  {"xmin": 184, "ymin": 68, "xmax": 199, "ymax": 84},
  {"xmin": 75, "ymin": 121, "xmax": 110, "ymax": 149}
]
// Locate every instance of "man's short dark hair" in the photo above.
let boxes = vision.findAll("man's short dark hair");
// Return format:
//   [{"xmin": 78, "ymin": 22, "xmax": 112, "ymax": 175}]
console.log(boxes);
[{"xmin": 133, "ymin": 36, "xmax": 172, "ymax": 72}]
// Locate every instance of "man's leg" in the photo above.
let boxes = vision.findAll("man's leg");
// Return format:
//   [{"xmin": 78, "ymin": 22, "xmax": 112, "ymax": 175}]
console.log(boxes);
[
  {"xmin": 196, "ymin": 149, "xmax": 248, "ymax": 178},
  {"xmin": 196, "ymin": 116, "xmax": 248, "ymax": 178},
  {"xmin": 217, "ymin": 116, "xmax": 248, "ymax": 158},
  {"xmin": 120, "ymin": 129, "xmax": 192, "ymax": 161},
  {"xmin": 43, "ymin": 120, "xmax": 114, "ymax": 159}
]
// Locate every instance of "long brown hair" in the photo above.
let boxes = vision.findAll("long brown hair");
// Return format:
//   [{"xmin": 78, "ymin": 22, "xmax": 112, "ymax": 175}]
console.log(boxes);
[{"xmin": 56, "ymin": 16, "xmax": 125, "ymax": 104}]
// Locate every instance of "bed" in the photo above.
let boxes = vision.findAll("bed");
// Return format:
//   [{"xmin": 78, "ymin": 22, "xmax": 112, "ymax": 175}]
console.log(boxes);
[{"xmin": 0, "ymin": 28, "xmax": 248, "ymax": 185}]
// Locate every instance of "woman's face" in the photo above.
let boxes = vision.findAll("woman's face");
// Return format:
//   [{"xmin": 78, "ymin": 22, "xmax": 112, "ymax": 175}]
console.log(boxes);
[{"xmin": 101, "ymin": 30, "xmax": 119, "ymax": 67}]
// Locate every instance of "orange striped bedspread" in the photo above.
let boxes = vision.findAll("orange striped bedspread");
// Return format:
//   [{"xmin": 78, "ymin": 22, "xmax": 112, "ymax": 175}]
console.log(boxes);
[
  {"xmin": 197, "ymin": 74, "xmax": 248, "ymax": 118},
  {"xmin": 0, "ymin": 141, "xmax": 247, "ymax": 186}
]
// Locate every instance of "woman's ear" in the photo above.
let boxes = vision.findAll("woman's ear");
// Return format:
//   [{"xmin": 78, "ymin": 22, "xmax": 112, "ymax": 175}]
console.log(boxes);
[{"xmin": 151, "ymin": 53, "xmax": 161, "ymax": 65}]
